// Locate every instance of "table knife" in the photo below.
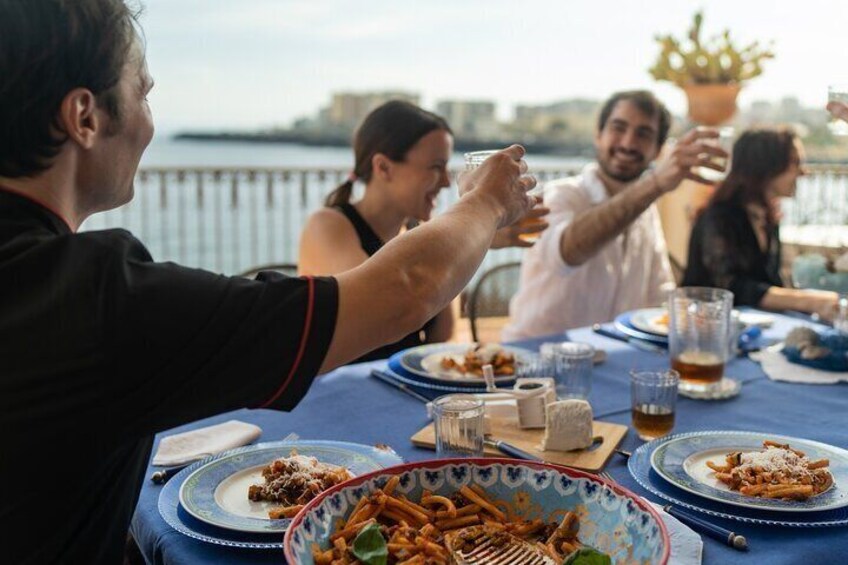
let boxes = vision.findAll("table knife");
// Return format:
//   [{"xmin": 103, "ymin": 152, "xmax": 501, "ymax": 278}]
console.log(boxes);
[
  {"xmin": 484, "ymin": 438, "xmax": 543, "ymax": 462},
  {"xmin": 592, "ymin": 324, "xmax": 666, "ymax": 354}
]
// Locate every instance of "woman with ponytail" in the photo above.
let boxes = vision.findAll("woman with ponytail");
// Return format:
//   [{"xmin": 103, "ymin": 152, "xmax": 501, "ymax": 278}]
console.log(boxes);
[
  {"xmin": 682, "ymin": 127, "xmax": 838, "ymax": 318},
  {"xmin": 299, "ymin": 100, "xmax": 547, "ymax": 361}
]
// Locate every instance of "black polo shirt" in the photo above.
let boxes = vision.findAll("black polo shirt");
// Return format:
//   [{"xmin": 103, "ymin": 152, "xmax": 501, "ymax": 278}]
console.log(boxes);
[{"xmin": 0, "ymin": 188, "xmax": 338, "ymax": 564}]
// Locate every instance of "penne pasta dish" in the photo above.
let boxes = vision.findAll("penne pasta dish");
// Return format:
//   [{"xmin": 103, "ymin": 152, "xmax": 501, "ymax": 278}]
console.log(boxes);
[{"xmin": 707, "ymin": 440, "xmax": 833, "ymax": 501}]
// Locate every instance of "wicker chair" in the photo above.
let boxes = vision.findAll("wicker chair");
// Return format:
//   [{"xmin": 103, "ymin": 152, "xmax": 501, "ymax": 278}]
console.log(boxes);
[{"xmin": 466, "ymin": 261, "xmax": 521, "ymax": 342}]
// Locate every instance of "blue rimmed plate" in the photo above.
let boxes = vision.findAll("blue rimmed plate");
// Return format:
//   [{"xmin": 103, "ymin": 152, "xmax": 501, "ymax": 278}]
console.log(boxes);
[
  {"xmin": 176, "ymin": 440, "xmax": 403, "ymax": 535},
  {"xmin": 397, "ymin": 343, "xmax": 529, "ymax": 385},
  {"xmin": 629, "ymin": 431, "xmax": 848, "ymax": 527},
  {"xmin": 629, "ymin": 307, "xmax": 670, "ymax": 336},
  {"xmin": 650, "ymin": 431, "xmax": 848, "ymax": 513},
  {"xmin": 615, "ymin": 312, "xmax": 669, "ymax": 345}
]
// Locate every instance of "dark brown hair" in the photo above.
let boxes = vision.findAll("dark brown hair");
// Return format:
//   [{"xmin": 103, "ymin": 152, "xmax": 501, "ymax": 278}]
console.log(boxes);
[
  {"xmin": 709, "ymin": 127, "xmax": 798, "ymax": 226},
  {"xmin": 325, "ymin": 100, "xmax": 452, "ymax": 207},
  {"xmin": 0, "ymin": 0, "xmax": 141, "ymax": 177},
  {"xmin": 597, "ymin": 90, "xmax": 672, "ymax": 148}
]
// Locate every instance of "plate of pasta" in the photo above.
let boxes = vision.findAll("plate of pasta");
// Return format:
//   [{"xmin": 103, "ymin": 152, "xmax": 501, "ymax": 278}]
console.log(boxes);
[
  {"xmin": 400, "ymin": 343, "xmax": 528, "ymax": 384},
  {"xmin": 283, "ymin": 458, "xmax": 670, "ymax": 564},
  {"xmin": 177, "ymin": 440, "xmax": 403, "ymax": 534},
  {"xmin": 649, "ymin": 431, "xmax": 848, "ymax": 512}
]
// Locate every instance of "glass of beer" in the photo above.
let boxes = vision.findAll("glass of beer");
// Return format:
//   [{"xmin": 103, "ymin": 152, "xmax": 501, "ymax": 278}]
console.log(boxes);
[
  {"xmin": 669, "ymin": 287, "xmax": 734, "ymax": 394},
  {"xmin": 463, "ymin": 150, "xmax": 544, "ymax": 242},
  {"xmin": 631, "ymin": 369, "xmax": 679, "ymax": 441}
]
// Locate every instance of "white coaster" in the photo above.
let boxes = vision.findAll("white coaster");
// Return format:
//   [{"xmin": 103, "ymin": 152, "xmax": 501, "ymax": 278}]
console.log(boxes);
[{"xmin": 678, "ymin": 377, "xmax": 740, "ymax": 401}]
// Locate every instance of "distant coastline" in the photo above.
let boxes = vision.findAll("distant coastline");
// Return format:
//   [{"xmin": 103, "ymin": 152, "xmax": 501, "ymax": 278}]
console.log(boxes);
[{"xmin": 172, "ymin": 131, "xmax": 596, "ymax": 158}]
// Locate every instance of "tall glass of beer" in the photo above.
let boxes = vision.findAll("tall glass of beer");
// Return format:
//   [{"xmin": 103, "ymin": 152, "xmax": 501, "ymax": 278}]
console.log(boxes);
[{"xmin": 668, "ymin": 287, "xmax": 733, "ymax": 393}]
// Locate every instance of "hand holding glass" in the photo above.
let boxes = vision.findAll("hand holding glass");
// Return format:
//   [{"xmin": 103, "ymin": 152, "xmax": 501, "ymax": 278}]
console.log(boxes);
[
  {"xmin": 828, "ymin": 85, "xmax": 848, "ymax": 136},
  {"xmin": 464, "ymin": 150, "xmax": 544, "ymax": 242}
]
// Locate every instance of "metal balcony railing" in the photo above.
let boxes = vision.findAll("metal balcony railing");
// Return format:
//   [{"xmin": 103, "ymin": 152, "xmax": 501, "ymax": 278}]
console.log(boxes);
[{"xmin": 79, "ymin": 165, "xmax": 847, "ymax": 277}]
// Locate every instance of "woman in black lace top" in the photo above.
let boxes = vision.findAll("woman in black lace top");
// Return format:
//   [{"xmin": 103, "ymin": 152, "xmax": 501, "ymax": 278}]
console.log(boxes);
[
  {"xmin": 299, "ymin": 101, "xmax": 548, "ymax": 361},
  {"xmin": 682, "ymin": 128, "xmax": 838, "ymax": 318}
]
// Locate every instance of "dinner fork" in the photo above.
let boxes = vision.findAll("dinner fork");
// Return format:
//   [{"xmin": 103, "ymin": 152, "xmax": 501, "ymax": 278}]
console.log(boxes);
[{"xmin": 447, "ymin": 525, "xmax": 557, "ymax": 565}]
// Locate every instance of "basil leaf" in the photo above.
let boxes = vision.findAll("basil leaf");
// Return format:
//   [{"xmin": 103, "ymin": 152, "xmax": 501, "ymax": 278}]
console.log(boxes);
[
  {"xmin": 351, "ymin": 523, "xmax": 388, "ymax": 565},
  {"xmin": 562, "ymin": 547, "xmax": 612, "ymax": 565}
]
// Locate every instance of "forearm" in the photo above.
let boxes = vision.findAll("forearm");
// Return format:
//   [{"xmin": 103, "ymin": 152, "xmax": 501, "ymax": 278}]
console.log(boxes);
[
  {"xmin": 560, "ymin": 175, "xmax": 662, "ymax": 266},
  {"xmin": 321, "ymin": 192, "xmax": 503, "ymax": 371},
  {"xmin": 759, "ymin": 287, "xmax": 837, "ymax": 314}
]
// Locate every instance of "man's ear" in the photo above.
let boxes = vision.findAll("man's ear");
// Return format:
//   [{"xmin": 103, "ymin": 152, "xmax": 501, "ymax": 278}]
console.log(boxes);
[
  {"xmin": 371, "ymin": 153, "xmax": 393, "ymax": 182},
  {"xmin": 58, "ymin": 88, "xmax": 102, "ymax": 149}
]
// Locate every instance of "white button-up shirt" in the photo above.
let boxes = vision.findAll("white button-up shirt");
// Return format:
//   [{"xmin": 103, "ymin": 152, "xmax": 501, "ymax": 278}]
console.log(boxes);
[{"xmin": 502, "ymin": 163, "xmax": 674, "ymax": 340}]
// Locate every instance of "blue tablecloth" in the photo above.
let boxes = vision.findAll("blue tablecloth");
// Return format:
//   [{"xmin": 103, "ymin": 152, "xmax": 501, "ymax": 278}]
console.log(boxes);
[{"xmin": 131, "ymin": 313, "xmax": 848, "ymax": 564}]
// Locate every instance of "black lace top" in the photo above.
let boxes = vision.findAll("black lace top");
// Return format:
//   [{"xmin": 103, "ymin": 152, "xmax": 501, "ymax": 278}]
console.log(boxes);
[
  {"xmin": 682, "ymin": 201, "xmax": 784, "ymax": 306},
  {"xmin": 335, "ymin": 203, "xmax": 436, "ymax": 361}
]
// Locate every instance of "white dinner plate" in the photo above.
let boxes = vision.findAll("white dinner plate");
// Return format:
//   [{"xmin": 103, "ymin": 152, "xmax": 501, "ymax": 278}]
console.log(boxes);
[
  {"xmin": 178, "ymin": 440, "xmax": 403, "ymax": 534},
  {"xmin": 629, "ymin": 308, "xmax": 670, "ymax": 336},
  {"xmin": 400, "ymin": 343, "xmax": 528, "ymax": 384},
  {"xmin": 649, "ymin": 431, "xmax": 848, "ymax": 513}
]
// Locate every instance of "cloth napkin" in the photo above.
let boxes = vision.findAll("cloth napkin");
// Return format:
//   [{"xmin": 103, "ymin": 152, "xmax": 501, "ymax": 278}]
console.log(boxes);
[
  {"xmin": 751, "ymin": 349, "xmax": 848, "ymax": 384},
  {"xmin": 152, "ymin": 420, "xmax": 262, "ymax": 466},
  {"xmin": 648, "ymin": 501, "xmax": 703, "ymax": 565}
]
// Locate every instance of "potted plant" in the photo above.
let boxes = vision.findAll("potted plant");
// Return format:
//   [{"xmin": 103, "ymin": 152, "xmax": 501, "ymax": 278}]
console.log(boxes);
[{"xmin": 649, "ymin": 11, "xmax": 775, "ymax": 125}]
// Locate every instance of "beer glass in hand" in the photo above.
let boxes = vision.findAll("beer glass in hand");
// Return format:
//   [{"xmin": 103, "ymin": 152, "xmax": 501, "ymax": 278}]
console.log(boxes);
[
  {"xmin": 464, "ymin": 150, "xmax": 544, "ymax": 242},
  {"xmin": 668, "ymin": 287, "xmax": 733, "ymax": 393}
]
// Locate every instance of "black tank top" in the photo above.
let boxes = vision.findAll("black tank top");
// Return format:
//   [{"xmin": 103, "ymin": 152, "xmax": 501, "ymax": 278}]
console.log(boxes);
[{"xmin": 335, "ymin": 203, "xmax": 435, "ymax": 362}]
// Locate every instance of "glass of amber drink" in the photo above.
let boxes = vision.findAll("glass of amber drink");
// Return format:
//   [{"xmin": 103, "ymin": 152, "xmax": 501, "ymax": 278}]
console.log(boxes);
[
  {"xmin": 631, "ymin": 370, "xmax": 679, "ymax": 440},
  {"xmin": 669, "ymin": 287, "xmax": 733, "ymax": 394},
  {"xmin": 464, "ymin": 150, "xmax": 544, "ymax": 242}
]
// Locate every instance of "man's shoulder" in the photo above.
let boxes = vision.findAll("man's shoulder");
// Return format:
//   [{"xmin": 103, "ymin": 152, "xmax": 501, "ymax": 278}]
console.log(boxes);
[{"xmin": 68, "ymin": 228, "xmax": 151, "ymax": 259}]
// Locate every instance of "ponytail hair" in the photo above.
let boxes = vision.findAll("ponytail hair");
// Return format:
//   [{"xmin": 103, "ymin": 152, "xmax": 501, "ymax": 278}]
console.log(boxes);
[
  {"xmin": 325, "ymin": 179, "xmax": 354, "ymax": 207},
  {"xmin": 324, "ymin": 100, "xmax": 451, "ymax": 208}
]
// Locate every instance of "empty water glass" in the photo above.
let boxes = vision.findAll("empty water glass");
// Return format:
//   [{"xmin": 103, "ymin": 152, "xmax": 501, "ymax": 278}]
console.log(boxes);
[
  {"xmin": 550, "ymin": 342, "xmax": 595, "ymax": 399},
  {"xmin": 696, "ymin": 126, "xmax": 734, "ymax": 182},
  {"xmin": 432, "ymin": 394, "xmax": 485, "ymax": 458}
]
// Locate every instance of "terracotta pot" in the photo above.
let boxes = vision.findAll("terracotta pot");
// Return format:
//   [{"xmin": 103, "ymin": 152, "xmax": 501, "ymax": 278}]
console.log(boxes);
[{"xmin": 682, "ymin": 83, "xmax": 742, "ymax": 126}]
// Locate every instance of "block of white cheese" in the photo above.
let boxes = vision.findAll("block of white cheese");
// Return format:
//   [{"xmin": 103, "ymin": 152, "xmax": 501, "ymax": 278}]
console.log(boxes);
[{"xmin": 540, "ymin": 399, "xmax": 593, "ymax": 452}]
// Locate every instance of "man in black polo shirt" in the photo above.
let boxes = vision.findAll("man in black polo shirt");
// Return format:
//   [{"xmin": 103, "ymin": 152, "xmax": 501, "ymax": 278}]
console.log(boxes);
[{"xmin": 0, "ymin": 1, "xmax": 535, "ymax": 563}]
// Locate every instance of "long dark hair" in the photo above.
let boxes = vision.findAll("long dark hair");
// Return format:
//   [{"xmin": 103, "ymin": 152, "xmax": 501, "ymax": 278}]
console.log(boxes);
[
  {"xmin": 325, "ymin": 100, "xmax": 451, "ymax": 207},
  {"xmin": 709, "ymin": 127, "xmax": 798, "ymax": 226}
]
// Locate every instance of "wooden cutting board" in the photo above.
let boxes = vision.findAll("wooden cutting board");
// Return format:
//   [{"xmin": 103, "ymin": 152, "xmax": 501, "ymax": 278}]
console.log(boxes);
[{"xmin": 411, "ymin": 418, "xmax": 627, "ymax": 473}]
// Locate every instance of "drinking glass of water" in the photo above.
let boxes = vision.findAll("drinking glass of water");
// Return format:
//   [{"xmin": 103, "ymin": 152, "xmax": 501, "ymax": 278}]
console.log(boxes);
[
  {"xmin": 432, "ymin": 394, "xmax": 485, "ymax": 458},
  {"xmin": 828, "ymin": 85, "xmax": 848, "ymax": 136}
]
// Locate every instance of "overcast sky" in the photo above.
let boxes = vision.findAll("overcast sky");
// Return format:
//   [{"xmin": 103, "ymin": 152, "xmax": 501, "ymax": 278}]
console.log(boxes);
[{"xmin": 141, "ymin": 0, "xmax": 848, "ymax": 133}]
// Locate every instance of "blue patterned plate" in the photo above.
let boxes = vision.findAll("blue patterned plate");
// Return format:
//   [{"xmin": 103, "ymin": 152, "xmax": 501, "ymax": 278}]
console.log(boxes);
[
  {"xmin": 650, "ymin": 431, "xmax": 848, "ymax": 512},
  {"xmin": 629, "ymin": 432, "xmax": 848, "ymax": 527},
  {"xmin": 398, "ymin": 343, "xmax": 529, "ymax": 384},
  {"xmin": 177, "ymin": 440, "xmax": 403, "ymax": 534},
  {"xmin": 284, "ymin": 458, "xmax": 670, "ymax": 564}
]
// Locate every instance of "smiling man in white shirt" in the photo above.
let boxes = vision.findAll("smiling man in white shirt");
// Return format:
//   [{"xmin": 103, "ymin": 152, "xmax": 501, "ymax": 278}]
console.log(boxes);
[{"xmin": 503, "ymin": 90, "xmax": 726, "ymax": 339}]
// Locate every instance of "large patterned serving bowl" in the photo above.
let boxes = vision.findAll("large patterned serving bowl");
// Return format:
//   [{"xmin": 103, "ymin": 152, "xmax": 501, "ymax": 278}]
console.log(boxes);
[{"xmin": 284, "ymin": 458, "xmax": 670, "ymax": 564}]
